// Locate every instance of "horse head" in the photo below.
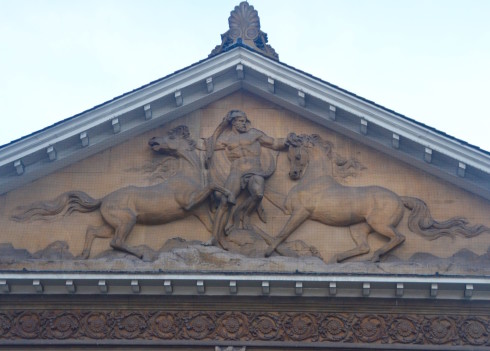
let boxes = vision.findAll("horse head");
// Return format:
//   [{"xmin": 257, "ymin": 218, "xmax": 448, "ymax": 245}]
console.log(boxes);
[
  {"xmin": 286, "ymin": 133, "xmax": 333, "ymax": 180},
  {"xmin": 286, "ymin": 133, "xmax": 310, "ymax": 180},
  {"xmin": 148, "ymin": 125, "xmax": 196, "ymax": 155}
]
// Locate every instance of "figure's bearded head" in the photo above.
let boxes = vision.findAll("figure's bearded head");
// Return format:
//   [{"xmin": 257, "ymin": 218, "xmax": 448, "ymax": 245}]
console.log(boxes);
[{"xmin": 227, "ymin": 110, "xmax": 250, "ymax": 133}]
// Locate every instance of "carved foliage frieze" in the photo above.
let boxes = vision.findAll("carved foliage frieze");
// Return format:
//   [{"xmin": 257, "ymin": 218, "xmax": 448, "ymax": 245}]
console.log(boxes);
[{"xmin": 0, "ymin": 309, "xmax": 489, "ymax": 347}]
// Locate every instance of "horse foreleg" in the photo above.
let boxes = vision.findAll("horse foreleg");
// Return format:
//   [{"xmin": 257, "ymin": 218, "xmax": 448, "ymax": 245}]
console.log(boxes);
[
  {"xmin": 264, "ymin": 208, "xmax": 310, "ymax": 257},
  {"xmin": 76, "ymin": 224, "xmax": 114, "ymax": 259},
  {"xmin": 336, "ymin": 222, "xmax": 371, "ymax": 262},
  {"xmin": 192, "ymin": 205, "xmax": 214, "ymax": 232},
  {"xmin": 212, "ymin": 199, "xmax": 232, "ymax": 248}
]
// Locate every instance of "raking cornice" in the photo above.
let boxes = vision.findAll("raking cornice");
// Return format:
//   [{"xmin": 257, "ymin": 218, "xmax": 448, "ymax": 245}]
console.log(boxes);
[{"xmin": 1, "ymin": 47, "xmax": 489, "ymax": 199}]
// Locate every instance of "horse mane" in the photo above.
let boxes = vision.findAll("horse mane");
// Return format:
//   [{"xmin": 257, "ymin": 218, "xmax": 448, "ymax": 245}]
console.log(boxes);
[
  {"xmin": 168, "ymin": 125, "xmax": 196, "ymax": 150},
  {"xmin": 286, "ymin": 133, "xmax": 333, "ymax": 158}
]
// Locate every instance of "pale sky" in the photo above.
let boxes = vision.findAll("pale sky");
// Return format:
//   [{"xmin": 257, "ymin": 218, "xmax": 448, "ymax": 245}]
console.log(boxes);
[{"xmin": 1, "ymin": 0, "xmax": 489, "ymax": 152}]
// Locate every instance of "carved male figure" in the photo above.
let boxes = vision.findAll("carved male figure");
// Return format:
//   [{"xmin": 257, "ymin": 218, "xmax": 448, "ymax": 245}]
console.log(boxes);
[{"xmin": 206, "ymin": 110, "xmax": 286, "ymax": 247}]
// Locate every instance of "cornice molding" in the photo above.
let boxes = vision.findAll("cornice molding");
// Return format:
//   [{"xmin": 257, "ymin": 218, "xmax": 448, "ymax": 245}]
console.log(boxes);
[{"xmin": 0, "ymin": 272, "xmax": 488, "ymax": 300}]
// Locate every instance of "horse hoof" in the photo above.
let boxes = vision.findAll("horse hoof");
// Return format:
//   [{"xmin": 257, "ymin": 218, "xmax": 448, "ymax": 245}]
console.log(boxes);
[
  {"xmin": 75, "ymin": 253, "xmax": 89, "ymax": 260},
  {"xmin": 227, "ymin": 194, "xmax": 236, "ymax": 205},
  {"xmin": 217, "ymin": 240, "xmax": 228, "ymax": 251},
  {"xmin": 202, "ymin": 238, "xmax": 215, "ymax": 246},
  {"xmin": 264, "ymin": 248, "xmax": 274, "ymax": 257}
]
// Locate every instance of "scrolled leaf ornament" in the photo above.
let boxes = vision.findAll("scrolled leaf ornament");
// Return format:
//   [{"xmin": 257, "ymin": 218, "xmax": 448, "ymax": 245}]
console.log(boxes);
[
  {"xmin": 352, "ymin": 315, "xmax": 387, "ymax": 343},
  {"xmin": 81, "ymin": 312, "xmax": 112, "ymax": 339},
  {"xmin": 13, "ymin": 312, "xmax": 41, "ymax": 339},
  {"xmin": 217, "ymin": 312, "xmax": 248, "ymax": 340},
  {"xmin": 388, "ymin": 316, "xmax": 422, "ymax": 344},
  {"xmin": 459, "ymin": 317, "xmax": 489, "ymax": 345},
  {"xmin": 47, "ymin": 313, "xmax": 79, "ymax": 339},
  {"xmin": 184, "ymin": 313, "xmax": 215, "ymax": 340},
  {"xmin": 149, "ymin": 312, "xmax": 180, "ymax": 339},
  {"xmin": 114, "ymin": 313, "xmax": 147, "ymax": 339},
  {"xmin": 250, "ymin": 314, "xmax": 280, "ymax": 340},
  {"xmin": 319, "ymin": 314, "xmax": 351, "ymax": 342},
  {"xmin": 423, "ymin": 316, "xmax": 458, "ymax": 345},
  {"xmin": 0, "ymin": 314, "xmax": 11, "ymax": 338},
  {"xmin": 283, "ymin": 313, "xmax": 317, "ymax": 341}
]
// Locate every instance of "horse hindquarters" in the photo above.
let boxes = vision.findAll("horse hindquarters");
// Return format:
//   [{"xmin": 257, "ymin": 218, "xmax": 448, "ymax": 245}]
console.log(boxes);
[
  {"xmin": 337, "ymin": 222, "xmax": 372, "ymax": 262},
  {"xmin": 77, "ymin": 224, "xmax": 114, "ymax": 259},
  {"xmin": 364, "ymin": 188, "xmax": 405, "ymax": 228},
  {"xmin": 334, "ymin": 189, "xmax": 405, "ymax": 262},
  {"xmin": 363, "ymin": 189, "xmax": 406, "ymax": 261}
]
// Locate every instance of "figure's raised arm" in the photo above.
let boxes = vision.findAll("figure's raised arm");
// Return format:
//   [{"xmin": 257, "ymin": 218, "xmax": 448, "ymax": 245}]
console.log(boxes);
[
  {"xmin": 197, "ymin": 137, "xmax": 227, "ymax": 151},
  {"xmin": 258, "ymin": 132, "xmax": 287, "ymax": 151}
]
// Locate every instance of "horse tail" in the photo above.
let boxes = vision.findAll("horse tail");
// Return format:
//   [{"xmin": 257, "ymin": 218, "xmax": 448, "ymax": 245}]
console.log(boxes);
[
  {"xmin": 11, "ymin": 191, "xmax": 102, "ymax": 222},
  {"xmin": 400, "ymin": 196, "xmax": 490, "ymax": 240}
]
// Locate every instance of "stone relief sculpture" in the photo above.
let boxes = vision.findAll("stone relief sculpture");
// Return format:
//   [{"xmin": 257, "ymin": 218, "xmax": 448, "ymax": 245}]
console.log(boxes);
[
  {"xmin": 205, "ymin": 110, "xmax": 286, "ymax": 247},
  {"xmin": 263, "ymin": 133, "xmax": 490, "ymax": 262},
  {"xmin": 10, "ymin": 113, "xmax": 490, "ymax": 264},
  {"xmin": 12, "ymin": 126, "xmax": 234, "ymax": 259}
]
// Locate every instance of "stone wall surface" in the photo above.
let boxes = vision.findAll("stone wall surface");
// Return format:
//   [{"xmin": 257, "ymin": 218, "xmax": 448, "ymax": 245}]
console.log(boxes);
[{"xmin": 1, "ymin": 91, "xmax": 490, "ymax": 273}]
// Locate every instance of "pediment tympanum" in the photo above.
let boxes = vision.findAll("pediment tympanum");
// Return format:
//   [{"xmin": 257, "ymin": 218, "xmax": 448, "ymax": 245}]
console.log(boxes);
[{"xmin": 2, "ymin": 92, "xmax": 490, "ymax": 275}]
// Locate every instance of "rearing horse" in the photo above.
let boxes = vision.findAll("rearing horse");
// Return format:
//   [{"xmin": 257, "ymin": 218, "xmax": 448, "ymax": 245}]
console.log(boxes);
[
  {"xmin": 12, "ymin": 125, "xmax": 234, "ymax": 259},
  {"xmin": 265, "ymin": 133, "xmax": 489, "ymax": 262}
]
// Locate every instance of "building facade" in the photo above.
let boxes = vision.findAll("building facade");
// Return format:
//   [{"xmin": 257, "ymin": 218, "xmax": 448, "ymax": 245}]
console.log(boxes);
[{"xmin": 1, "ymin": 2, "xmax": 490, "ymax": 350}]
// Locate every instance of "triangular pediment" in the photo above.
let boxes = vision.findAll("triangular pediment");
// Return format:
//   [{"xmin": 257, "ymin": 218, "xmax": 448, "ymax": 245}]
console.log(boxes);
[{"xmin": 1, "ymin": 89, "xmax": 489, "ymax": 272}]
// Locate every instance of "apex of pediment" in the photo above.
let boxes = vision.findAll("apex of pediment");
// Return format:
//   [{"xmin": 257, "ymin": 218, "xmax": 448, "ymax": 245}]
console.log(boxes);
[{"xmin": 209, "ymin": 1, "xmax": 279, "ymax": 60}]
